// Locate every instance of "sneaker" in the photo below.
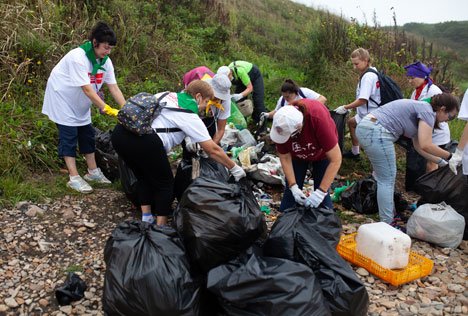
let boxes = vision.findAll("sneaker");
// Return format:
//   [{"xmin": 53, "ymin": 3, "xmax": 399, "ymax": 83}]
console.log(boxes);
[
  {"xmin": 67, "ymin": 176, "xmax": 93, "ymax": 194},
  {"xmin": 84, "ymin": 168, "xmax": 111, "ymax": 184},
  {"xmin": 343, "ymin": 150, "xmax": 360, "ymax": 160}
]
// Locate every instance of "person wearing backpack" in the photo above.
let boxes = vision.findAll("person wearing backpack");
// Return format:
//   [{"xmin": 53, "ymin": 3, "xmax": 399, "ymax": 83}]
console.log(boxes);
[
  {"xmin": 260, "ymin": 79, "xmax": 327, "ymax": 122},
  {"xmin": 111, "ymin": 80, "xmax": 246, "ymax": 226},
  {"xmin": 335, "ymin": 48, "xmax": 382, "ymax": 160},
  {"xmin": 223, "ymin": 61, "xmax": 267, "ymax": 123},
  {"xmin": 270, "ymin": 99, "xmax": 342, "ymax": 211},
  {"xmin": 42, "ymin": 22, "xmax": 125, "ymax": 193},
  {"xmin": 404, "ymin": 61, "xmax": 449, "ymax": 172},
  {"xmin": 356, "ymin": 93, "xmax": 459, "ymax": 227}
]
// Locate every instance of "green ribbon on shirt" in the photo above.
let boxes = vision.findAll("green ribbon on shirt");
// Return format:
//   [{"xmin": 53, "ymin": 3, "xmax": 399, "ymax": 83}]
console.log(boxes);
[
  {"xmin": 422, "ymin": 97, "xmax": 431, "ymax": 104},
  {"xmin": 176, "ymin": 92, "xmax": 199, "ymax": 114},
  {"xmin": 79, "ymin": 41, "xmax": 108, "ymax": 76}
]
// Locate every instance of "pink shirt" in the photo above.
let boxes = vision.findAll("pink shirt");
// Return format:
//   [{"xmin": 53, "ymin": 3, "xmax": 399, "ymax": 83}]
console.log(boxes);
[{"xmin": 276, "ymin": 99, "xmax": 338, "ymax": 161}]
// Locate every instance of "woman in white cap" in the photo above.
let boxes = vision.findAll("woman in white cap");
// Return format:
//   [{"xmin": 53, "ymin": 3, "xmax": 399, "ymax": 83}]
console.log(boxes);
[
  {"xmin": 271, "ymin": 99, "xmax": 342, "ymax": 211},
  {"xmin": 184, "ymin": 73, "xmax": 232, "ymax": 152}
]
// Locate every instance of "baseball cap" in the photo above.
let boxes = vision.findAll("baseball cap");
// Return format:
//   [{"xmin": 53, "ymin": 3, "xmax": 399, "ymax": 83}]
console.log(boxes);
[
  {"xmin": 207, "ymin": 74, "xmax": 231, "ymax": 101},
  {"xmin": 270, "ymin": 106, "xmax": 303, "ymax": 144}
]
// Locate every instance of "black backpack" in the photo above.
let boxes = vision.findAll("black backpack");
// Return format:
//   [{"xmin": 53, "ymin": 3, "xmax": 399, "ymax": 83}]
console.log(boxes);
[
  {"xmin": 360, "ymin": 68, "xmax": 403, "ymax": 107},
  {"xmin": 279, "ymin": 88, "xmax": 306, "ymax": 107},
  {"xmin": 118, "ymin": 92, "xmax": 194, "ymax": 135}
]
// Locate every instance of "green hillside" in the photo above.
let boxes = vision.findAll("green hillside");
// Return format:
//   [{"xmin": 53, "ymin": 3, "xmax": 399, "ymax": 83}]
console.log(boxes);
[{"xmin": 0, "ymin": 0, "xmax": 466, "ymax": 205}]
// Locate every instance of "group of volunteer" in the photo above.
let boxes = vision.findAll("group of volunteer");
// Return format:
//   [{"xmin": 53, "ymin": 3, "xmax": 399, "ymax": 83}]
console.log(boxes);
[{"xmin": 42, "ymin": 22, "xmax": 467, "ymax": 227}]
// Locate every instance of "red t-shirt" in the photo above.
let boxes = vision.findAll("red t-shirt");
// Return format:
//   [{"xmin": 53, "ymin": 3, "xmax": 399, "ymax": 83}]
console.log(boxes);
[{"xmin": 276, "ymin": 100, "xmax": 338, "ymax": 161}]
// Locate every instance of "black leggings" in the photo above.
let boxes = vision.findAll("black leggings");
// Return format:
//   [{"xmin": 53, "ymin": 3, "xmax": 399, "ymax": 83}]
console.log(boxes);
[
  {"xmin": 233, "ymin": 65, "xmax": 266, "ymax": 122},
  {"xmin": 111, "ymin": 124, "xmax": 174, "ymax": 216}
]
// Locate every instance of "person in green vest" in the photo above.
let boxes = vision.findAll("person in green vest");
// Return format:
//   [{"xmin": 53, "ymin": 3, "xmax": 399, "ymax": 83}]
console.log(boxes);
[
  {"xmin": 42, "ymin": 22, "xmax": 125, "ymax": 193},
  {"xmin": 222, "ymin": 61, "xmax": 267, "ymax": 123}
]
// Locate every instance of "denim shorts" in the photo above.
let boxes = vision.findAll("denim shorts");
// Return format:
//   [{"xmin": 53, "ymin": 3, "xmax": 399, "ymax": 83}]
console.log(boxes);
[{"xmin": 56, "ymin": 123, "xmax": 95, "ymax": 158}]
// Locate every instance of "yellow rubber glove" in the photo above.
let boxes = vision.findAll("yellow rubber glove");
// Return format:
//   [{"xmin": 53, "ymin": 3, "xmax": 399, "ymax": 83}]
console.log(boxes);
[{"xmin": 101, "ymin": 104, "xmax": 119, "ymax": 117}]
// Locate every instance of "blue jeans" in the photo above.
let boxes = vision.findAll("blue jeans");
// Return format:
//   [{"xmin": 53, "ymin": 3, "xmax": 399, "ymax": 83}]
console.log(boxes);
[
  {"xmin": 356, "ymin": 117, "xmax": 398, "ymax": 223},
  {"xmin": 279, "ymin": 158, "xmax": 333, "ymax": 211}
]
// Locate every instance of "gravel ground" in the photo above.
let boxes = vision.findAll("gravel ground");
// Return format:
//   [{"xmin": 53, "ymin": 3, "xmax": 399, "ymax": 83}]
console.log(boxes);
[{"xmin": 0, "ymin": 187, "xmax": 467, "ymax": 316}]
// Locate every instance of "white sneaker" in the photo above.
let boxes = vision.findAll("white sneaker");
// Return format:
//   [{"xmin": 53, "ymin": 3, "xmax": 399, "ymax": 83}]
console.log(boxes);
[
  {"xmin": 83, "ymin": 168, "xmax": 112, "ymax": 184},
  {"xmin": 67, "ymin": 176, "xmax": 93, "ymax": 194}
]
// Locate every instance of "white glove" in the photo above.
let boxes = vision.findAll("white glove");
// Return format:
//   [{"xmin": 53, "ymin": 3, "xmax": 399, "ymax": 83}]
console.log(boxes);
[
  {"xmin": 259, "ymin": 112, "xmax": 269, "ymax": 126},
  {"xmin": 335, "ymin": 105, "xmax": 349, "ymax": 114},
  {"xmin": 436, "ymin": 158, "xmax": 448, "ymax": 167},
  {"xmin": 290, "ymin": 184, "xmax": 307, "ymax": 205},
  {"xmin": 229, "ymin": 164, "xmax": 246, "ymax": 181},
  {"xmin": 232, "ymin": 93, "xmax": 243, "ymax": 102},
  {"xmin": 304, "ymin": 189, "xmax": 328, "ymax": 208},
  {"xmin": 185, "ymin": 137, "xmax": 199, "ymax": 153},
  {"xmin": 449, "ymin": 148, "xmax": 463, "ymax": 175}
]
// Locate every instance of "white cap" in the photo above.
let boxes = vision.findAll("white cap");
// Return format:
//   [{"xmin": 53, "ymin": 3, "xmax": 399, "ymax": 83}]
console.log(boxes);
[
  {"xmin": 270, "ymin": 106, "xmax": 303, "ymax": 144},
  {"xmin": 207, "ymin": 74, "xmax": 231, "ymax": 101},
  {"xmin": 217, "ymin": 66, "xmax": 231, "ymax": 77}
]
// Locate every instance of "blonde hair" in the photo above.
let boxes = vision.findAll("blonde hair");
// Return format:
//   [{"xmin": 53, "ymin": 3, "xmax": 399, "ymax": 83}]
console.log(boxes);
[
  {"xmin": 351, "ymin": 47, "xmax": 371, "ymax": 64},
  {"xmin": 185, "ymin": 80, "xmax": 214, "ymax": 99}
]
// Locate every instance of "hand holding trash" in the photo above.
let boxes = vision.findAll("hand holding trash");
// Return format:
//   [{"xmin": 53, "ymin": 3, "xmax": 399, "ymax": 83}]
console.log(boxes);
[
  {"xmin": 232, "ymin": 93, "xmax": 243, "ymax": 102},
  {"xmin": 335, "ymin": 105, "xmax": 348, "ymax": 114},
  {"xmin": 259, "ymin": 112, "xmax": 269, "ymax": 125},
  {"xmin": 305, "ymin": 189, "xmax": 327, "ymax": 208},
  {"xmin": 229, "ymin": 164, "xmax": 246, "ymax": 181},
  {"xmin": 184, "ymin": 137, "xmax": 199, "ymax": 153},
  {"xmin": 290, "ymin": 184, "xmax": 307, "ymax": 205},
  {"xmin": 449, "ymin": 148, "xmax": 463, "ymax": 175},
  {"xmin": 100, "ymin": 104, "xmax": 119, "ymax": 117},
  {"xmin": 436, "ymin": 158, "xmax": 448, "ymax": 167}
]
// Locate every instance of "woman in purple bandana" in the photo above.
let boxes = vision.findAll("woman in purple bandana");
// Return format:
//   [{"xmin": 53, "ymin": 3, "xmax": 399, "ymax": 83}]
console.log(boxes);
[{"xmin": 404, "ymin": 61, "xmax": 450, "ymax": 172}]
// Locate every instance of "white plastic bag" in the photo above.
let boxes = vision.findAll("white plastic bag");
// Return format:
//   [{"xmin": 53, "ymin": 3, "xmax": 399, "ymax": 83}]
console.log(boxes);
[{"xmin": 406, "ymin": 202, "xmax": 465, "ymax": 248}]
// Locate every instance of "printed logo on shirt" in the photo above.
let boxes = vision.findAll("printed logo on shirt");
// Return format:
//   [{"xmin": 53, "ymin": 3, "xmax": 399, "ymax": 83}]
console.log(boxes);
[
  {"xmin": 89, "ymin": 72, "xmax": 104, "ymax": 84},
  {"xmin": 292, "ymin": 141, "xmax": 323, "ymax": 160},
  {"xmin": 376, "ymin": 81, "xmax": 380, "ymax": 89}
]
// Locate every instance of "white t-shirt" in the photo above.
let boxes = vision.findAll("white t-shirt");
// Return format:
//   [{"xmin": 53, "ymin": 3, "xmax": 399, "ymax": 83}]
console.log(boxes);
[
  {"xmin": 410, "ymin": 83, "xmax": 449, "ymax": 145},
  {"xmin": 355, "ymin": 67, "xmax": 380, "ymax": 122},
  {"xmin": 151, "ymin": 92, "xmax": 211, "ymax": 152},
  {"xmin": 459, "ymin": 89, "xmax": 468, "ymax": 121},
  {"xmin": 274, "ymin": 87, "xmax": 321, "ymax": 111},
  {"xmin": 42, "ymin": 47, "xmax": 117, "ymax": 126}
]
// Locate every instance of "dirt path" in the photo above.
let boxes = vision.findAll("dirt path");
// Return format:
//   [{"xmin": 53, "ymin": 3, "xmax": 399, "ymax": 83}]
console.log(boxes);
[{"xmin": 0, "ymin": 187, "xmax": 466, "ymax": 315}]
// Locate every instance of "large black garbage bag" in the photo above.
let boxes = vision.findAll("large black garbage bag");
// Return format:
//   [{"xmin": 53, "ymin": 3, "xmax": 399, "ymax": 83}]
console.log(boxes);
[
  {"xmin": 329, "ymin": 110, "xmax": 348, "ymax": 152},
  {"xmin": 174, "ymin": 177, "xmax": 267, "ymax": 273},
  {"xmin": 414, "ymin": 165, "xmax": 468, "ymax": 239},
  {"xmin": 263, "ymin": 207, "xmax": 369, "ymax": 316},
  {"xmin": 117, "ymin": 156, "xmax": 140, "ymax": 207},
  {"xmin": 405, "ymin": 143, "xmax": 427, "ymax": 192},
  {"xmin": 103, "ymin": 221, "xmax": 200, "ymax": 316},
  {"xmin": 94, "ymin": 127, "xmax": 120, "ymax": 181},
  {"xmin": 341, "ymin": 178, "xmax": 407, "ymax": 214},
  {"xmin": 207, "ymin": 253, "xmax": 330, "ymax": 316},
  {"xmin": 174, "ymin": 157, "xmax": 230, "ymax": 201}
]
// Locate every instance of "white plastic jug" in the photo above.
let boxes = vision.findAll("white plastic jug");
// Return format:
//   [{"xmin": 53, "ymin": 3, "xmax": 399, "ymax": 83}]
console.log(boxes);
[{"xmin": 356, "ymin": 222, "xmax": 411, "ymax": 270}]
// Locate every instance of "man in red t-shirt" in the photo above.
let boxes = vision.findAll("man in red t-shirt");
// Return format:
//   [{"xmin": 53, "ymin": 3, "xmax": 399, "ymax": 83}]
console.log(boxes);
[{"xmin": 271, "ymin": 99, "xmax": 342, "ymax": 210}]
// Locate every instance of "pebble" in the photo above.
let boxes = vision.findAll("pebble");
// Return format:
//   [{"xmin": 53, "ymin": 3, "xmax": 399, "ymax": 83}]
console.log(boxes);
[{"xmin": 356, "ymin": 267, "xmax": 369, "ymax": 276}]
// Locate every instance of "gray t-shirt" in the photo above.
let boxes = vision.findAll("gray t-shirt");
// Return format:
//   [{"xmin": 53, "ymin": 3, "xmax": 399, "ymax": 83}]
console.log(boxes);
[{"xmin": 373, "ymin": 99, "xmax": 436, "ymax": 139}]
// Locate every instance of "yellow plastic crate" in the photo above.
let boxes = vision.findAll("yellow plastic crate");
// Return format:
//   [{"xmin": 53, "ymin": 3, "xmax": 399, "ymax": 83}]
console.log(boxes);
[{"xmin": 336, "ymin": 233, "xmax": 434, "ymax": 286}]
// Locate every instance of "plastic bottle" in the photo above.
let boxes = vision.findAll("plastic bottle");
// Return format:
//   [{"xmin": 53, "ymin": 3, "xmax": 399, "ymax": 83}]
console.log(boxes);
[{"xmin": 238, "ymin": 129, "xmax": 257, "ymax": 147}]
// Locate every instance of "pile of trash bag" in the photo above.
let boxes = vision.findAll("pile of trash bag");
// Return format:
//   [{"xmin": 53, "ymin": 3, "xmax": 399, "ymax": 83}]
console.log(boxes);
[{"xmin": 94, "ymin": 127, "xmax": 120, "ymax": 181}]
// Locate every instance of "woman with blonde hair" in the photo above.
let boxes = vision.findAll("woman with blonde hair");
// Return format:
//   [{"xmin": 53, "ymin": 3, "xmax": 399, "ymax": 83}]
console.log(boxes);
[{"xmin": 112, "ymin": 80, "xmax": 245, "ymax": 226}]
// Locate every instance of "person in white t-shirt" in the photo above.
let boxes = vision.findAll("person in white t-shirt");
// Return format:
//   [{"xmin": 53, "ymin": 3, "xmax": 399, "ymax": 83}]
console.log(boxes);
[
  {"xmin": 335, "ymin": 48, "xmax": 381, "ymax": 160},
  {"xmin": 404, "ymin": 61, "xmax": 449, "ymax": 172},
  {"xmin": 449, "ymin": 88, "xmax": 468, "ymax": 178},
  {"xmin": 260, "ymin": 79, "xmax": 327, "ymax": 122},
  {"xmin": 111, "ymin": 80, "xmax": 246, "ymax": 226},
  {"xmin": 42, "ymin": 22, "xmax": 125, "ymax": 193}
]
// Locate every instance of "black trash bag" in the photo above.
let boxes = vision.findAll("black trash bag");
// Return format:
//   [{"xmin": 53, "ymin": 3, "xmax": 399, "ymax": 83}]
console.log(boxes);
[
  {"xmin": 174, "ymin": 157, "xmax": 230, "ymax": 202},
  {"xmin": 117, "ymin": 156, "xmax": 139, "ymax": 207},
  {"xmin": 174, "ymin": 177, "xmax": 267, "ymax": 273},
  {"xmin": 414, "ymin": 165, "xmax": 468, "ymax": 239},
  {"xmin": 329, "ymin": 110, "xmax": 348, "ymax": 152},
  {"xmin": 207, "ymin": 253, "xmax": 331, "ymax": 316},
  {"xmin": 55, "ymin": 272, "xmax": 87, "ymax": 306},
  {"xmin": 94, "ymin": 127, "xmax": 120, "ymax": 181},
  {"xmin": 341, "ymin": 178, "xmax": 407, "ymax": 214},
  {"xmin": 263, "ymin": 207, "xmax": 369, "ymax": 316},
  {"xmin": 103, "ymin": 221, "xmax": 200, "ymax": 316},
  {"xmin": 405, "ymin": 143, "xmax": 427, "ymax": 192},
  {"xmin": 264, "ymin": 206, "xmax": 342, "ymax": 256}
]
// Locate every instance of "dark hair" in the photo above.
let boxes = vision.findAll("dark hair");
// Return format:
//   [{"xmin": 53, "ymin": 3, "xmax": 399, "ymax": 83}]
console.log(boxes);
[
  {"xmin": 280, "ymin": 79, "xmax": 300, "ymax": 94},
  {"xmin": 89, "ymin": 22, "xmax": 117, "ymax": 46},
  {"xmin": 430, "ymin": 93, "xmax": 459, "ymax": 129}
]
